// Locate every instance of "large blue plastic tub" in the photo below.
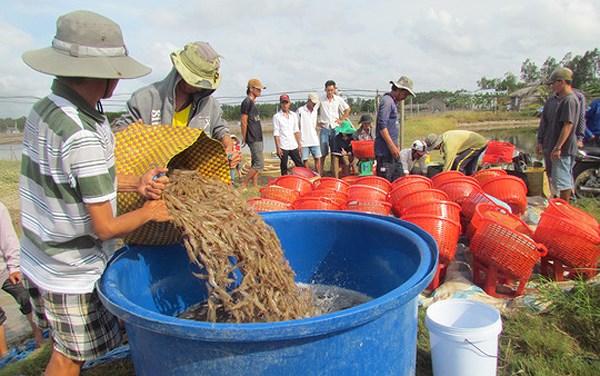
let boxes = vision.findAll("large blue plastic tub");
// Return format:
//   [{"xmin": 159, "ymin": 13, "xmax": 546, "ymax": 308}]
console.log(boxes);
[{"xmin": 98, "ymin": 211, "xmax": 438, "ymax": 375}]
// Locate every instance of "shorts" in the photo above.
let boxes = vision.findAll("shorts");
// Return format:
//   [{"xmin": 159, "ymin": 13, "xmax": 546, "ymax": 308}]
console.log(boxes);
[
  {"xmin": 24, "ymin": 278, "xmax": 121, "ymax": 361},
  {"xmin": 248, "ymin": 141, "xmax": 264, "ymax": 171},
  {"xmin": 0, "ymin": 278, "xmax": 33, "ymax": 325},
  {"xmin": 550, "ymin": 155, "xmax": 574, "ymax": 191},
  {"xmin": 302, "ymin": 145, "xmax": 322, "ymax": 161},
  {"xmin": 319, "ymin": 128, "xmax": 335, "ymax": 158}
]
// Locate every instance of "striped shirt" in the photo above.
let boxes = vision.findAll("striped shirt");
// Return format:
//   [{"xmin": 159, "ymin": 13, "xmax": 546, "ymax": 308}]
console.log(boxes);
[{"xmin": 19, "ymin": 80, "xmax": 117, "ymax": 294}]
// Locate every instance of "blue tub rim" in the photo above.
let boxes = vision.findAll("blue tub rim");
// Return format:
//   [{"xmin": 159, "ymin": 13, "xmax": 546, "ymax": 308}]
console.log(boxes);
[{"xmin": 98, "ymin": 210, "xmax": 438, "ymax": 342}]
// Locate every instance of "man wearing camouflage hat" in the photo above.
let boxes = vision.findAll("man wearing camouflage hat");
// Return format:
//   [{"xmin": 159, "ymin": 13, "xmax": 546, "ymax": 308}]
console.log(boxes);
[
  {"xmin": 113, "ymin": 41, "xmax": 241, "ymax": 168},
  {"xmin": 21, "ymin": 10, "xmax": 172, "ymax": 375}
]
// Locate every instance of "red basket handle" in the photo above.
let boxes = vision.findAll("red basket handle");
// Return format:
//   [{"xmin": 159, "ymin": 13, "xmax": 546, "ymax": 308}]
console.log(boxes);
[{"xmin": 536, "ymin": 243, "xmax": 548, "ymax": 258}]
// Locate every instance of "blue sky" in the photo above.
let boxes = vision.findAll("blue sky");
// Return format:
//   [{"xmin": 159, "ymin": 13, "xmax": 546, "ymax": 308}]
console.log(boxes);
[{"xmin": 1, "ymin": 0, "xmax": 599, "ymax": 117}]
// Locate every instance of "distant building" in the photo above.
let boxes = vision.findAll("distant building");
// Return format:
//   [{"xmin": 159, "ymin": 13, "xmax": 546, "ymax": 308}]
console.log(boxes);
[{"xmin": 509, "ymin": 81, "xmax": 546, "ymax": 111}]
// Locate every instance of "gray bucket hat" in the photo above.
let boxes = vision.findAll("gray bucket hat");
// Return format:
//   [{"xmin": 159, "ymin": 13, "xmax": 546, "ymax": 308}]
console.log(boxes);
[
  {"xmin": 22, "ymin": 10, "xmax": 150, "ymax": 79},
  {"xmin": 390, "ymin": 76, "xmax": 416, "ymax": 97},
  {"xmin": 425, "ymin": 133, "xmax": 443, "ymax": 151},
  {"xmin": 171, "ymin": 41, "xmax": 222, "ymax": 89}
]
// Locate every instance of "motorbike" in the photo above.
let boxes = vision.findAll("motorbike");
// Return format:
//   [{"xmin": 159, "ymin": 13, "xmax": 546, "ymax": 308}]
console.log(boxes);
[{"xmin": 573, "ymin": 144, "xmax": 600, "ymax": 198}]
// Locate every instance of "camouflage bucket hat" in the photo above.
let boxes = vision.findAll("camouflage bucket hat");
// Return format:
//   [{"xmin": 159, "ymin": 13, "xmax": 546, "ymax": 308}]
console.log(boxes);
[{"xmin": 171, "ymin": 41, "xmax": 222, "ymax": 89}]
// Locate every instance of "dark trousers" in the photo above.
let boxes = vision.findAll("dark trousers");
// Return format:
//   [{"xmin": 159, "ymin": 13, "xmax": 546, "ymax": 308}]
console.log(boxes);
[
  {"xmin": 452, "ymin": 147, "xmax": 487, "ymax": 175},
  {"xmin": 0, "ymin": 278, "xmax": 33, "ymax": 325},
  {"xmin": 376, "ymin": 156, "xmax": 404, "ymax": 183},
  {"xmin": 280, "ymin": 149, "xmax": 303, "ymax": 175}
]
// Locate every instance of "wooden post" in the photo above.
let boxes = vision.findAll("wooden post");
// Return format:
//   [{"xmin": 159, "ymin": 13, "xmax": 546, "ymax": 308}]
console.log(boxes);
[{"xmin": 399, "ymin": 99, "xmax": 405, "ymax": 149}]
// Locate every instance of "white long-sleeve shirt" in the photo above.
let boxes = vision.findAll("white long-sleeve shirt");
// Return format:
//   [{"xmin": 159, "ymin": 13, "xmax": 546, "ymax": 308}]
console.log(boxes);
[
  {"xmin": 0, "ymin": 202, "xmax": 20, "ymax": 283},
  {"xmin": 400, "ymin": 148, "xmax": 429, "ymax": 175}
]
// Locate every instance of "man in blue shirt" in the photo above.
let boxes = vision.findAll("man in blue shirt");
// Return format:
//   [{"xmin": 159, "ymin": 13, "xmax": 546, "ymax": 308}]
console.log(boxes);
[
  {"xmin": 584, "ymin": 99, "xmax": 600, "ymax": 147},
  {"xmin": 375, "ymin": 77, "xmax": 416, "ymax": 182}
]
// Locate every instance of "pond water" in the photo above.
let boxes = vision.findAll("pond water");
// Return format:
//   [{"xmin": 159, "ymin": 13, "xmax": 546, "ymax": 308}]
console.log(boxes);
[
  {"xmin": 0, "ymin": 143, "xmax": 21, "ymax": 161},
  {"xmin": 479, "ymin": 127, "xmax": 539, "ymax": 156}
]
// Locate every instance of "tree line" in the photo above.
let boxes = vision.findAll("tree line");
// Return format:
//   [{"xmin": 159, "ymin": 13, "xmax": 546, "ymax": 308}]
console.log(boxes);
[
  {"xmin": 2, "ymin": 48, "xmax": 598, "ymax": 130},
  {"xmin": 477, "ymin": 48, "xmax": 600, "ymax": 95}
]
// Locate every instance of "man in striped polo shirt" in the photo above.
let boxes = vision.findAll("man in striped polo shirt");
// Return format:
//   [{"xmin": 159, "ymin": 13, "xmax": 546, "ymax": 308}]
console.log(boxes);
[{"xmin": 20, "ymin": 11, "xmax": 172, "ymax": 375}]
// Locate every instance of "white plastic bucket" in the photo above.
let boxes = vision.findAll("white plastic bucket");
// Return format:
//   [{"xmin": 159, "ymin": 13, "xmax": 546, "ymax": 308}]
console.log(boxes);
[{"xmin": 426, "ymin": 299, "xmax": 502, "ymax": 376}]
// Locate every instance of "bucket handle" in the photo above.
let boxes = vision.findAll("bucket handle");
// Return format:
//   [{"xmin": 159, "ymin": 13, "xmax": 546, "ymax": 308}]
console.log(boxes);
[{"xmin": 464, "ymin": 339, "xmax": 498, "ymax": 358}]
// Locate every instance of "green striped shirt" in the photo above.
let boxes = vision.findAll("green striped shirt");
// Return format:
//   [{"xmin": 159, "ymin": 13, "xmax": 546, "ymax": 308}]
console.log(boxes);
[{"xmin": 20, "ymin": 80, "xmax": 117, "ymax": 294}]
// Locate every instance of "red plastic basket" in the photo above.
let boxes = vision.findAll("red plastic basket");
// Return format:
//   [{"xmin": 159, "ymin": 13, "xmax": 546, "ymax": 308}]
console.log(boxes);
[
  {"xmin": 352, "ymin": 176, "xmax": 392, "ymax": 193},
  {"xmin": 544, "ymin": 198, "xmax": 599, "ymax": 233},
  {"xmin": 461, "ymin": 190, "xmax": 497, "ymax": 220},
  {"xmin": 313, "ymin": 177, "xmax": 350, "ymax": 193},
  {"xmin": 402, "ymin": 200, "xmax": 461, "ymax": 222},
  {"xmin": 468, "ymin": 203, "xmax": 533, "ymax": 239},
  {"xmin": 533, "ymin": 213, "xmax": 600, "ymax": 269},
  {"xmin": 291, "ymin": 167, "xmax": 320, "ymax": 182},
  {"xmin": 436, "ymin": 177, "xmax": 481, "ymax": 206},
  {"xmin": 292, "ymin": 197, "xmax": 340, "ymax": 210},
  {"xmin": 391, "ymin": 175, "xmax": 432, "ymax": 190},
  {"xmin": 350, "ymin": 140, "xmax": 375, "ymax": 159},
  {"xmin": 481, "ymin": 175, "xmax": 528, "ymax": 215},
  {"xmin": 431, "ymin": 171, "xmax": 465, "ymax": 187},
  {"xmin": 393, "ymin": 189, "xmax": 449, "ymax": 216},
  {"xmin": 402, "ymin": 214, "xmax": 461, "ymax": 263},
  {"xmin": 471, "ymin": 220, "xmax": 547, "ymax": 280},
  {"xmin": 472, "ymin": 168, "xmax": 507, "ymax": 185},
  {"xmin": 390, "ymin": 180, "xmax": 433, "ymax": 206},
  {"xmin": 272, "ymin": 175, "xmax": 313, "ymax": 195},
  {"xmin": 481, "ymin": 140, "xmax": 516, "ymax": 165},
  {"xmin": 345, "ymin": 200, "xmax": 392, "ymax": 216},
  {"xmin": 347, "ymin": 184, "xmax": 389, "ymax": 202},
  {"xmin": 302, "ymin": 189, "xmax": 348, "ymax": 208},
  {"xmin": 259, "ymin": 185, "xmax": 300, "ymax": 204},
  {"xmin": 246, "ymin": 198, "xmax": 292, "ymax": 212},
  {"xmin": 341, "ymin": 175, "xmax": 361, "ymax": 184}
]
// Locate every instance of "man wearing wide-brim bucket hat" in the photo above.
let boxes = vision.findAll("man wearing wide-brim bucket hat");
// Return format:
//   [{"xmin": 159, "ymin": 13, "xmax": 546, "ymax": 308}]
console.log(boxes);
[
  {"xmin": 21, "ymin": 10, "xmax": 173, "ymax": 375},
  {"xmin": 425, "ymin": 130, "xmax": 488, "ymax": 175},
  {"xmin": 374, "ymin": 76, "xmax": 416, "ymax": 182},
  {"xmin": 112, "ymin": 41, "xmax": 242, "ymax": 169}
]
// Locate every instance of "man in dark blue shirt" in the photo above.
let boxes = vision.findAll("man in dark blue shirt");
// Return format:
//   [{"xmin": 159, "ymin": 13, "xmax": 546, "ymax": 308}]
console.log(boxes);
[
  {"xmin": 375, "ymin": 77, "xmax": 416, "ymax": 182},
  {"xmin": 584, "ymin": 99, "xmax": 600, "ymax": 146}
]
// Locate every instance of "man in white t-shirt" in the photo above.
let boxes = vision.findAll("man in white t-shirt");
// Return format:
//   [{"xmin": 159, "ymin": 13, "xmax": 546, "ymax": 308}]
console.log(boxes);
[
  {"xmin": 273, "ymin": 94, "xmax": 303, "ymax": 175},
  {"xmin": 298, "ymin": 92, "xmax": 322, "ymax": 175},
  {"xmin": 319, "ymin": 80, "xmax": 351, "ymax": 173}
]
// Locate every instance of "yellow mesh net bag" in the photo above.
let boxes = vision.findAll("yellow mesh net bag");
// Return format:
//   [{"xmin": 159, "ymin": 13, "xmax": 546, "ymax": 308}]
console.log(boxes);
[{"xmin": 115, "ymin": 123, "xmax": 230, "ymax": 245}]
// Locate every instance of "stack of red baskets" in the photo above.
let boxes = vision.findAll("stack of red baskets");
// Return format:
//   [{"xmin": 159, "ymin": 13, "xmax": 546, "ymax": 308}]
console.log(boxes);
[
  {"xmin": 472, "ymin": 168, "xmax": 507, "ymax": 185},
  {"xmin": 394, "ymin": 174, "xmax": 460, "ymax": 290},
  {"xmin": 272, "ymin": 175, "xmax": 313, "ymax": 196},
  {"xmin": 258, "ymin": 185, "xmax": 299, "ymax": 204},
  {"xmin": 344, "ymin": 176, "xmax": 392, "ymax": 215},
  {"xmin": 533, "ymin": 198, "xmax": 600, "ymax": 280},
  {"xmin": 246, "ymin": 198, "xmax": 292, "ymax": 212},
  {"xmin": 389, "ymin": 176, "xmax": 433, "ymax": 211},
  {"xmin": 481, "ymin": 175, "xmax": 528, "ymax": 215},
  {"xmin": 436, "ymin": 177, "xmax": 481, "ymax": 206},
  {"xmin": 431, "ymin": 171, "xmax": 465, "ymax": 187},
  {"xmin": 392, "ymin": 188, "xmax": 448, "ymax": 215}
]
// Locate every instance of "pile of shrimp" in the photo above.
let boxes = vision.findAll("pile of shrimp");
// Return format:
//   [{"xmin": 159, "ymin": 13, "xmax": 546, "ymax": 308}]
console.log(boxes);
[{"xmin": 163, "ymin": 170, "xmax": 314, "ymax": 323}]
